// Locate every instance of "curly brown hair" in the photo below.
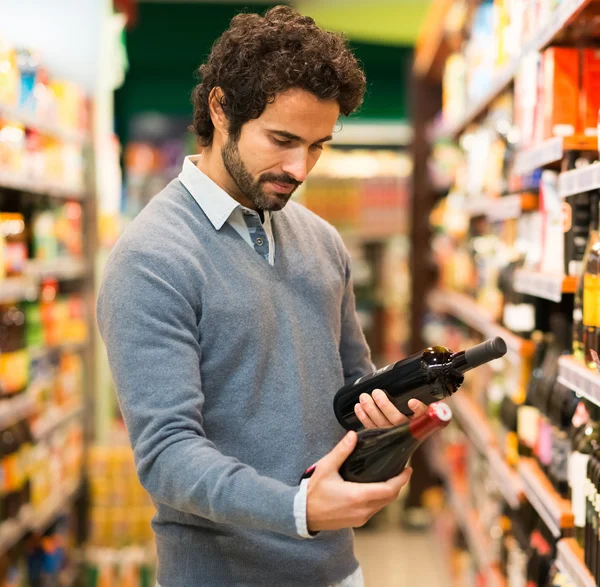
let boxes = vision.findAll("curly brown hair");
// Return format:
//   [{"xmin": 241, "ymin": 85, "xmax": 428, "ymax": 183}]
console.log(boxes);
[{"xmin": 190, "ymin": 5, "xmax": 366, "ymax": 146}]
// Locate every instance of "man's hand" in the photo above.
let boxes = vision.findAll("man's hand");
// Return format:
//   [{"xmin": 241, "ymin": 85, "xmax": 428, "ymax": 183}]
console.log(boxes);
[
  {"xmin": 354, "ymin": 390, "xmax": 428, "ymax": 429},
  {"xmin": 306, "ymin": 431, "xmax": 413, "ymax": 532}
]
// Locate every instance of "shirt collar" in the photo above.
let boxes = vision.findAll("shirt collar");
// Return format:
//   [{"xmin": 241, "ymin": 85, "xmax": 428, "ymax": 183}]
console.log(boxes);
[{"xmin": 178, "ymin": 154, "xmax": 260, "ymax": 231}]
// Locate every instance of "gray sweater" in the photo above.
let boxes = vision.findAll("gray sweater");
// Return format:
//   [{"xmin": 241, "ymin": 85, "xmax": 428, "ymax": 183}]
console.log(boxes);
[{"xmin": 97, "ymin": 178, "xmax": 374, "ymax": 586}]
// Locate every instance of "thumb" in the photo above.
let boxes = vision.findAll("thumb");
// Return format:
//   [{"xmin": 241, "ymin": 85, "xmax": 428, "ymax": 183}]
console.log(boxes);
[{"xmin": 320, "ymin": 431, "xmax": 358, "ymax": 472}]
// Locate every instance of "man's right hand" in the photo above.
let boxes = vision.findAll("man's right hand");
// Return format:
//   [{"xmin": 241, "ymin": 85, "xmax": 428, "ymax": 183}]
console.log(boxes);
[{"xmin": 306, "ymin": 431, "xmax": 413, "ymax": 533}]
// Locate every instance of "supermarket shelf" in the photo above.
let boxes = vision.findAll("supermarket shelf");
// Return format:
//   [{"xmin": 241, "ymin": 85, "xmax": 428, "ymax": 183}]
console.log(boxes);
[
  {"xmin": 466, "ymin": 193, "xmax": 539, "ymax": 221},
  {"xmin": 0, "ymin": 394, "xmax": 36, "ymax": 433},
  {"xmin": 26, "ymin": 479, "xmax": 82, "ymax": 534},
  {"xmin": 0, "ymin": 104, "xmax": 89, "ymax": 145},
  {"xmin": 0, "ymin": 479, "xmax": 81, "ymax": 555},
  {"xmin": 1, "ymin": 258, "xmax": 89, "ymax": 303},
  {"xmin": 29, "ymin": 341, "xmax": 88, "ymax": 362},
  {"xmin": 518, "ymin": 458, "xmax": 574, "ymax": 538},
  {"xmin": 446, "ymin": 482, "xmax": 496, "ymax": 570},
  {"xmin": 428, "ymin": 288, "xmax": 536, "ymax": 362},
  {"xmin": 514, "ymin": 136, "xmax": 598, "ymax": 176},
  {"xmin": 558, "ymin": 355, "xmax": 600, "ymax": 407},
  {"xmin": 450, "ymin": 394, "xmax": 523, "ymax": 509},
  {"xmin": 559, "ymin": 162, "xmax": 600, "ymax": 198},
  {"xmin": 514, "ymin": 270, "xmax": 577, "ymax": 303},
  {"xmin": 556, "ymin": 538, "xmax": 596, "ymax": 587},
  {"xmin": 436, "ymin": 0, "xmax": 595, "ymax": 139},
  {"xmin": 32, "ymin": 403, "xmax": 84, "ymax": 440},
  {"xmin": 26, "ymin": 257, "xmax": 88, "ymax": 280},
  {"xmin": 0, "ymin": 172, "xmax": 86, "ymax": 200}
]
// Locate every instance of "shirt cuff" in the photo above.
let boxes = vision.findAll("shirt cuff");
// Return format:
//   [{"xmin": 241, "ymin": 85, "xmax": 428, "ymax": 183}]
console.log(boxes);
[{"xmin": 294, "ymin": 478, "xmax": 317, "ymax": 539}]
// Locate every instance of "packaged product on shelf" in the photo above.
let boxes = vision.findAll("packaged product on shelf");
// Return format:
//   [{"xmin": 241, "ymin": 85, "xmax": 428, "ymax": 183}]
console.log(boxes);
[
  {"xmin": 0, "ymin": 304, "xmax": 29, "ymax": 397},
  {"xmin": 0, "ymin": 39, "xmax": 18, "ymax": 107},
  {"xmin": 0, "ymin": 213, "xmax": 27, "ymax": 277},
  {"xmin": 581, "ymin": 49, "xmax": 600, "ymax": 137},
  {"xmin": 0, "ymin": 123, "xmax": 25, "ymax": 175},
  {"xmin": 16, "ymin": 48, "xmax": 39, "ymax": 114},
  {"xmin": 583, "ymin": 241, "xmax": 600, "ymax": 368},
  {"xmin": 538, "ymin": 171, "xmax": 564, "ymax": 275},
  {"xmin": 542, "ymin": 48, "xmax": 579, "ymax": 141}
]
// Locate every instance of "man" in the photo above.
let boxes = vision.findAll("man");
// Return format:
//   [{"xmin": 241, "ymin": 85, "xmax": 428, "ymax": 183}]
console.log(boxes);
[{"xmin": 98, "ymin": 6, "xmax": 426, "ymax": 586}]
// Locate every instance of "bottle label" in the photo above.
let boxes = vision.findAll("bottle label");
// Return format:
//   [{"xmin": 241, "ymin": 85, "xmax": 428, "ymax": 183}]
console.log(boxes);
[
  {"xmin": 569, "ymin": 452, "xmax": 590, "ymax": 528},
  {"xmin": 517, "ymin": 405, "xmax": 539, "ymax": 448}
]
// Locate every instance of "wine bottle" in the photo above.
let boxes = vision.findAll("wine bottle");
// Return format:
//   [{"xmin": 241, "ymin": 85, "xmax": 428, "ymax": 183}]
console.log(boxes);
[
  {"xmin": 517, "ymin": 331, "xmax": 547, "ymax": 458},
  {"xmin": 333, "ymin": 337, "xmax": 507, "ymax": 430},
  {"xmin": 300, "ymin": 403, "xmax": 452, "ymax": 484},
  {"xmin": 548, "ymin": 382, "xmax": 578, "ymax": 497},
  {"xmin": 574, "ymin": 191, "xmax": 600, "ymax": 360},
  {"xmin": 585, "ymin": 241, "xmax": 600, "ymax": 369},
  {"xmin": 569, "ymin": 402, "xmax": 600, "ymax": 548}
]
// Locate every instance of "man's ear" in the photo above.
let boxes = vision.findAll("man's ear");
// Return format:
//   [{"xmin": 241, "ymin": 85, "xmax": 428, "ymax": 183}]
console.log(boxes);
[{"xmin": 208, "ymin": 87, "xmax": 229, "ymax": 138}]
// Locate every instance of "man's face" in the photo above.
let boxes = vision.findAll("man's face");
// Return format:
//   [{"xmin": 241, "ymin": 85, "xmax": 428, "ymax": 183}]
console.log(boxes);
[{"xmin": 221, "ymin": 88, "xmax": 340, "ymax": 211}]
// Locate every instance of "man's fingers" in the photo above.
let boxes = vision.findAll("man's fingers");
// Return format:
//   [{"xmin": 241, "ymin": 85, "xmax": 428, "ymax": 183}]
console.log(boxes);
[
  {"xmin": 358, "ymin": 393, "xmax": 389, "ymax": 427},
  {"xmin": 407, "ymin": 399, "xmax": 428, "ymax": 419},
  {"xmin": 384, "ymin": 466, "xmax": 413, "ymax": 493},
  {"xmin": 320, "ymin": 431, "xmax": 358, "ymax": 471},
  {"xmin": 372, "ymin": 389, "xmax": 407, "ymax": 426},
  {"xmin": 354, "ymin": 403, "xmax": 377, "ymax": 428}
]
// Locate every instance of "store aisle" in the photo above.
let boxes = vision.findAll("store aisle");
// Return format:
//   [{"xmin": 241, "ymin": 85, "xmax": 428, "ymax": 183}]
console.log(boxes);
[{"xmin": 354, "ymin": 504, "xmax": 450, "ymax": 587}]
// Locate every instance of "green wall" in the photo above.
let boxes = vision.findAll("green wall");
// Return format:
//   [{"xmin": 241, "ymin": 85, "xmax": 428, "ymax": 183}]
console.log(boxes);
[{"xmin": 115, "ymin": 2, "xmax": 413, "ymax": 145}]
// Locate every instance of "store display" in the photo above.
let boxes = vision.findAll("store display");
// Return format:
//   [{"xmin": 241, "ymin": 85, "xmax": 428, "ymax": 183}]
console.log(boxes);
[
  {"xmin": 334, "ymin": 337, "xmax": 507, "ymax": 430},
  {"xmin": 418, "ymin": 0, "xmax": 600, "ymax": 584}
]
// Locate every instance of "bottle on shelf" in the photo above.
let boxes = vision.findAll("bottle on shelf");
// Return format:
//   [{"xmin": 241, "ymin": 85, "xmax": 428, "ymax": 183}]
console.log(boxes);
[
  {"xmin": 573, "ymin": 191, "xmax": 600, "ymax": 361},
  {"xmin": 584, "ymin": 241, "xmax": 600, "ymax": 369},
  {"xmin": 517, "ymin": 331, "xmax": 547, "ymax": 459},
  {"xmin": 569, "ymin": 401, "xmax": 600, "ymax": 548},
  {"xmin": 548, "ymin": 382, "xmax": 578, "ymax": 498},
  {"xmin": 333, "ymin": 337, "xmax": 507, "ymax": 430}
]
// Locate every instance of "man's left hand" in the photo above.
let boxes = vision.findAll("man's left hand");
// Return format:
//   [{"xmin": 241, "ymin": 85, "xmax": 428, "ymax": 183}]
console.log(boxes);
[{"xmin": 354, "ymin": 391, "xmax": 428, "ymax": 429}]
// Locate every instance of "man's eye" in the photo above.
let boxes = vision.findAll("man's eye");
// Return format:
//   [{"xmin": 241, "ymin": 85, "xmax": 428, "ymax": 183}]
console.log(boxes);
[
  {"xmin": 271, "ymin": 137, "xmax": 291, "ymax": 147},
  {"xmin": 311, "ymin": 144, "xmax": 324, "ymax": 151}
]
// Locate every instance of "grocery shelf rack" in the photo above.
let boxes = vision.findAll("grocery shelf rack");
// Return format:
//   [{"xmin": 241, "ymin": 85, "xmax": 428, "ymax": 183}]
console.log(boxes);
[{"xmin": 0, "ymin": 100, "xmax": 96, "ymax": 565}]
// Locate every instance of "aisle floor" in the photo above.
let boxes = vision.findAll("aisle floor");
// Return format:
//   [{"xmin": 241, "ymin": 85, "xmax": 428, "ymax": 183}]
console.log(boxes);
[{"xmin": 354, "ymin": 504, "xmax": 451, "ymax": 587}]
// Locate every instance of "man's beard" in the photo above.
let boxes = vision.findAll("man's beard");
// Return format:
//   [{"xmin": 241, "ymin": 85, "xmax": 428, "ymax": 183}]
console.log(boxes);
[{"xmin": 221, "ymin": 136, "xmax": 301, "ymax": 211}]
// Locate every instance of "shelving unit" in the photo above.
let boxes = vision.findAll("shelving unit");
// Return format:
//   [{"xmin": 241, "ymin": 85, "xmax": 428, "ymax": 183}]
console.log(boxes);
[
  {"xmin": 0, "ymin": 105, "xmax": 88, "ymax": 146},
  {"xmin": 514, "ymin": 136, "xmax": 598, "ymax": 176},
  {"xmin": 426, "ymin": 438, "xmax": 508, "ymax": 585},
  {"xmin": 518, "ymin": 458, "xmax": 574, "ymax": 538},
  {"xmin": 513, "ymin": 271, "xmax": 577, "ymax": 303},
  {"xmin": 434, "ymin": 0, "xmax": 596, "ymax": 140},
  {"xmin": 0, "ymin": 394, "xmax": 37, "ymax": 433},
  {"xmin": 0, "ymin": 172, "xmax": 86, "ymax": 200},
  {"xmin": 450, "ymin": 394, "xmax": 523, "ymax": 509},
  {"xmin": 556, "ymin": 538, "xmax": 596, "ymax": 587},
  {"xmin": 0, "ymin": 479, "xmax": 82, "ymax": 555},
  {"xmin": 0, "ymin": 259, "xmax": 89, "ymax": 303},
  {"xmin": 560, "ymin": 162, "xmax": 600, "ymax": 198},
  {"xmin": 466, "ymin": 192, "xmax": 539, "ymax": 221},
  {"xmin": 32, "ymin": 403, "xmax": 84, "ymax": 440},
  {"xmin": 558, "ymin": 355, "xmax": 600, "ymax": 407},
  {"xmin": 416, "ymin": 0, "xmax": 600, "ymax": 581}
]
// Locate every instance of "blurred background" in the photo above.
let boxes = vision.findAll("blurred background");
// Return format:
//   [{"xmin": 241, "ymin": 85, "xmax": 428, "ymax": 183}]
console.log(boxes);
[{"xmin": 2, "ymin": 0, "xmax": 600, "ymax": 585}]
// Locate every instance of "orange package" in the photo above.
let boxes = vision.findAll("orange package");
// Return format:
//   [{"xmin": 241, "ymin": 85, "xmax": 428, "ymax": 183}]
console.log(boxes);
[
  {"xmin": 542, "ymin": 47, "xmax": 579, "ymax": 140},
  {"xmin": 581, "ymin": 49, "xmax": 600, "ymax": 137}
]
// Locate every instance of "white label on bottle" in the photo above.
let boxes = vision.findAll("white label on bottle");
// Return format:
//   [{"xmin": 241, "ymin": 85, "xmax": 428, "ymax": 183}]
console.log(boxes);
[
  {"xmin": 503, "ymin": 304, "xmax": 535, "ymax": 334},
  {"xmin": 569, "ymin": 451, "xmax": 590, "ymax": 528},
  {"xmin": 517, "ymin": 405, "xmax": 539, "ymax": 447}
]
